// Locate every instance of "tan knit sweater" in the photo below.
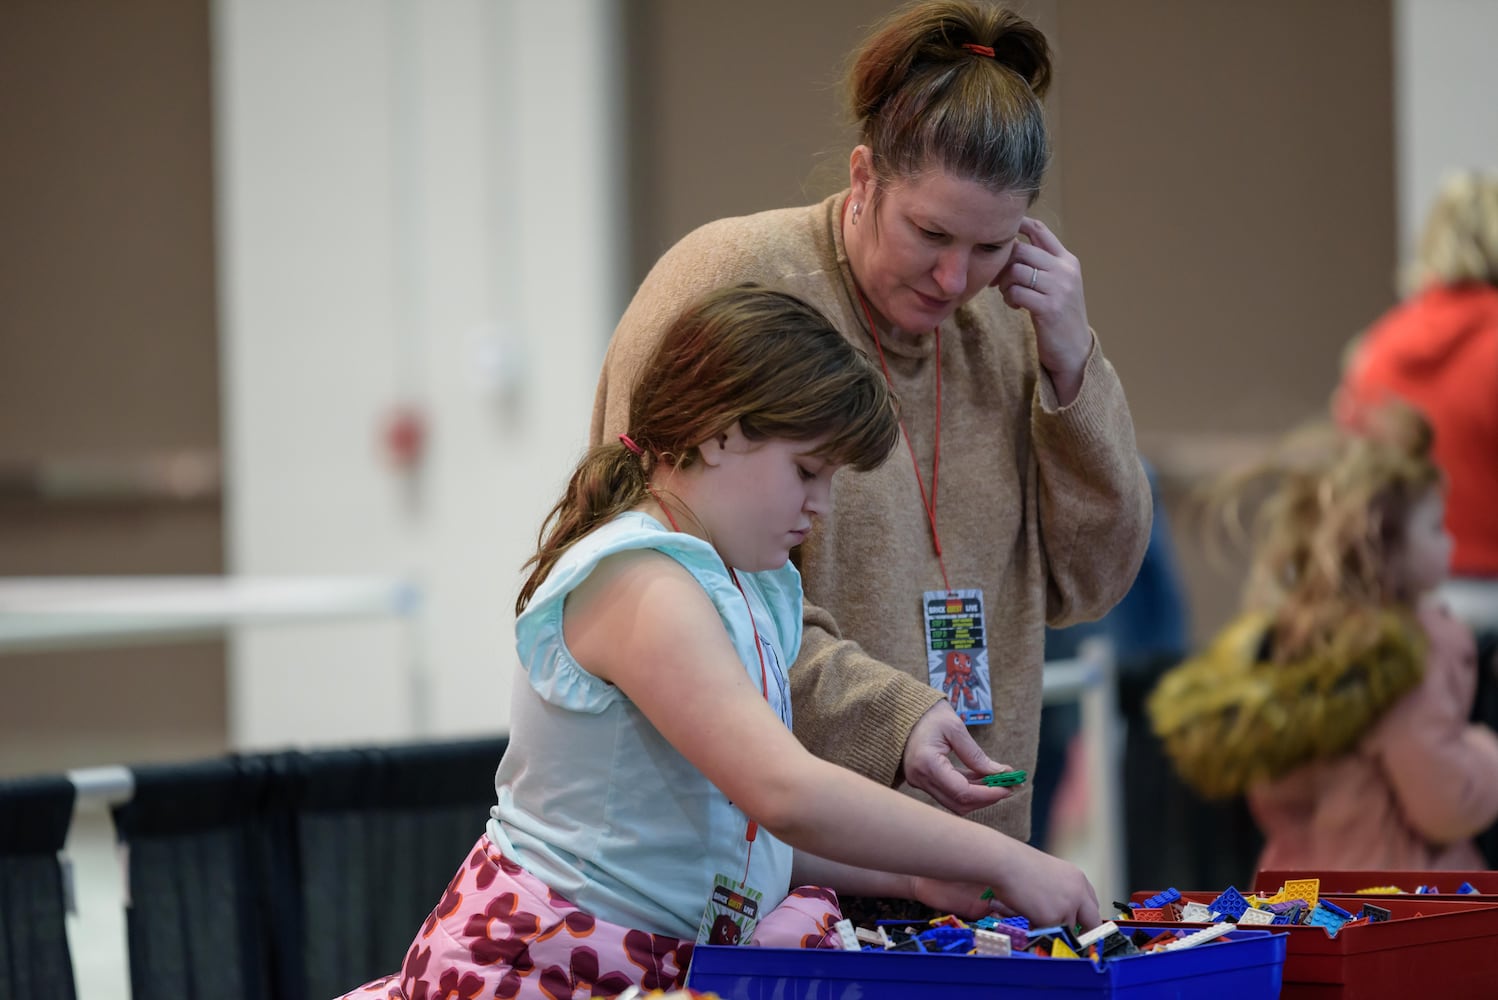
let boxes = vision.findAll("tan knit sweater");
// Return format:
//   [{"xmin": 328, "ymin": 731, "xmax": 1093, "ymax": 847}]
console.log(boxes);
[{"xmin": 591, "ymin": 192, "xmax": 1151, "ymax": 840}]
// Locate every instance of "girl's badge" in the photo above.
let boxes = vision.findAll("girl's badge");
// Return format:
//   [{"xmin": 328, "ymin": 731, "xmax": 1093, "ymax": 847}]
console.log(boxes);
[
  {"xmin": 923, "ymin": 588, "xmax": 993, "ymax": 725},
  {"xmin": 695, "ymin": 873, "xmax": 763, "ymax": 945}
]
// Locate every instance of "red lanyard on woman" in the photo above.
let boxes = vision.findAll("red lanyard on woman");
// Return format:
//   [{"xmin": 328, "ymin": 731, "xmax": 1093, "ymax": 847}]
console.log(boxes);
[{"xmin": 852, "ymin": 285, "xmax": 953, "ymax": 592}]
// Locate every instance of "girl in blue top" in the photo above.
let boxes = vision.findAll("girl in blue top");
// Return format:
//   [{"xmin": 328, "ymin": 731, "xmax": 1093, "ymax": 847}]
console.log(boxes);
[{"xmin": 339, "ymin": 284, "xmax": 1099, "ymax": 1000}]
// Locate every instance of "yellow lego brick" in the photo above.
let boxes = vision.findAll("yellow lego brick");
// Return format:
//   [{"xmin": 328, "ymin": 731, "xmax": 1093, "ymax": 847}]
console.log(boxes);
[
  {"xmin": 1282, "ymin": 878, "xmax": 1320, "ymax": 910},
  {"xmin": 1051, "ymin": 938, "xmax": 1080, "ymax": 959}
]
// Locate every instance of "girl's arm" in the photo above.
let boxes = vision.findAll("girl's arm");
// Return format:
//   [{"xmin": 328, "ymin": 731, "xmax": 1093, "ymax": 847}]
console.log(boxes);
[
  {"xmin": 790, "ymin": 852, "xmax": 1006, "ymax": 920},
  {"xmin": 564, "ymin": 549, "xmax": 1100, "ymax": 930},
  {"xmin": 790, "ymin": 853, "xmax": 910, "ymax": 902}
]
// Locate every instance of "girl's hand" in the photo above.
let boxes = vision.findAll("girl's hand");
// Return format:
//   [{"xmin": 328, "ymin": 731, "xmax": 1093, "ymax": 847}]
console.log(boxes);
[
  {"xmin": 986, "ymin": 842, "xmax": 1102, "ymax": 931},
  {"xmin": 994, "ymin": 217, "xmax": 1092, "ymax": 406}
]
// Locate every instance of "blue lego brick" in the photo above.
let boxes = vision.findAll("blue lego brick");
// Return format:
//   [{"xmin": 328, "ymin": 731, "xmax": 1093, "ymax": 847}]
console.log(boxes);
[
  {"xmin": 1319, "ymin": 899, "xmax": 1353, "ymax": 919},
  {"xmin": 1208, "ymin": 886, "xmax": 1250, "ymax": 921},
  {"xmin": 1142, "ymin": 888, "xmax": 1182, "ymax": 910},
  {"xmin": 1458, "ymin": 882, "xmax": 1478, "ymax": 894},
  {"xmin": 1306, "ymin": 903, "xmax": 1349, "ymax": 937},
  {"xmin": 917, "ymin": 926, "xmax": 975, "ymax": 954},
  {"xmin": 999, "ymin": 916, "xmax": 1030, "ymax": 929}
]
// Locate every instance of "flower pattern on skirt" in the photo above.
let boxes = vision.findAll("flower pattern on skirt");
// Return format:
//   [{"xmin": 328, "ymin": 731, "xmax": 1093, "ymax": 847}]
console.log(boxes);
[{"xmin": 331, "ymin": 834, "xmax": 842, "ymax": 1000}]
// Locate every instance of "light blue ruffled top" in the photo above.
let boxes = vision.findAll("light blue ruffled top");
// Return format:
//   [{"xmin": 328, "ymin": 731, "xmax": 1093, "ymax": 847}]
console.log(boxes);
[{"xmin": 487, "ymin": 512, "xmax": 801, "ymax": 938}]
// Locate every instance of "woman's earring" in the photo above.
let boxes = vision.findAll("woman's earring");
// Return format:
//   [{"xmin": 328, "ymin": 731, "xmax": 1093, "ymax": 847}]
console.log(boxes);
[{"xmin": 851, "ymin": 202, "xmax": 862, "ymax": 225}]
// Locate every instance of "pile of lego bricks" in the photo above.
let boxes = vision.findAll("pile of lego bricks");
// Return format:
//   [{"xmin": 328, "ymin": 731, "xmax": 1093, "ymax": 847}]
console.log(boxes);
[
  {"xmin": 831, "ymin": 909, "xmax": 1242, "ymax": 961},
  {"xmin": 1118, "ymin": 879, "xmax": 1474, "ymax": 937}
]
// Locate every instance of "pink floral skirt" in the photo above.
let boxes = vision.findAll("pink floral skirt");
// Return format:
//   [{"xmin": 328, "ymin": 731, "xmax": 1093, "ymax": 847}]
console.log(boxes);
[{"xmin": 333, "ymin": 835, "xmax": 841, "ymax": 1000}]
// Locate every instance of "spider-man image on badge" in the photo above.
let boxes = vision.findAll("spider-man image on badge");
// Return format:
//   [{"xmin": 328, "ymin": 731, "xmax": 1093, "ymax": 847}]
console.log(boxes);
[{"xmin": 923, "ymin": 587, "xmax": 992, "ymax": 724}]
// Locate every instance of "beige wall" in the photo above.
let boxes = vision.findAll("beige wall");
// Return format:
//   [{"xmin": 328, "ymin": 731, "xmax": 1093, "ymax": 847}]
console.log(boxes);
[
  {"xmin": 624, "ymin": 0, "xmax": 915, "ymax": 284},
  {"xmin": 1054, "ymin": 1, "xmax": 1397, "ymax": 437},
  {"xmin": 0, "ymin": 0, "xmax": 226, "ymax": 777},
  {"xmin": 1052, "ymin": 1, "xmax": 1396, "ymax": 639}
]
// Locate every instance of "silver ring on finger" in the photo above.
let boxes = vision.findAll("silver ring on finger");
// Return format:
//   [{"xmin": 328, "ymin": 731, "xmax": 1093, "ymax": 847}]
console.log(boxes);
[{"xmin": 1028, "ymin": 265, "xmax": 1040, "ymax": 290}]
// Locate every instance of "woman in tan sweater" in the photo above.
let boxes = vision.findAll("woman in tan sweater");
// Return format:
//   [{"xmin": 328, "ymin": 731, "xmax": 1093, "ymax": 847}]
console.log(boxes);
[{"xmin": 592, "ymin": 0, "xmax": 1150, "ymax": 914}]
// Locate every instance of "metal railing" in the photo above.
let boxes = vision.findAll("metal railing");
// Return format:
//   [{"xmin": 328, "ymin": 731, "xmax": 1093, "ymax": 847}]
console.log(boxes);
[{"xmin": 1041, "ymin": 637, "xmax": 1125, "ymax": 907}]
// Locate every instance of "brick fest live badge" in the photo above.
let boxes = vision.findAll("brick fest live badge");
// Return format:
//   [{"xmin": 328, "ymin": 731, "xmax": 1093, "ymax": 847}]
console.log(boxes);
[{"xmin": 923, "ymin": 588, "xmax": 992, "ymax": 725}]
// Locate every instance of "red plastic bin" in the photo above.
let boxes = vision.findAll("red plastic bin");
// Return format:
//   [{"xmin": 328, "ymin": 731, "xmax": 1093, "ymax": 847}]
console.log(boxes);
[{"xmin": 1125, "ymin": 890, "xmax": 1498, "ymax": 999}]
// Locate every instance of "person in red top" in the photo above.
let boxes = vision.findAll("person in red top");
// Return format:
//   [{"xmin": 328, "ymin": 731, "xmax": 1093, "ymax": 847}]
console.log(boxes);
[{"xmin": 1336, "ymin": 169, "xmax": 1498, "ymax": 579}]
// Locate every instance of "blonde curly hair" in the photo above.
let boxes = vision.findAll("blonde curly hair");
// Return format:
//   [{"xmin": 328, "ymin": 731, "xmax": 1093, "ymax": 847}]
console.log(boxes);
[
  {"xmin": 1402, "ymin": 169, "xmax": 1498, "ymax": 295},
  {"xmin": 1150, "ymin": 403, "xmax": 1443, "ymax": 798},
  {"xmin": 1207, "ymin": 402, "xmax": 1442, "ymax": 663}
]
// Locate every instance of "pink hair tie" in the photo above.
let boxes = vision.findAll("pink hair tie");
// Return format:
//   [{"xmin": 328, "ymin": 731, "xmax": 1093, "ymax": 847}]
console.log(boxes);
[
  {"xmin": 962, "ymin": 42, "xmax": 995, "ymax": 58},
  {"xmin": 618, "ymin": 433, "xmax": 643, "ymax": 456}
]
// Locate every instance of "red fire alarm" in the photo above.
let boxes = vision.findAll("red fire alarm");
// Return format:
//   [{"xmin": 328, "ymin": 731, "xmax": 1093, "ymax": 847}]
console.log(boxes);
[{"xmin": 381, "ymin": 403, "xmax": 427, "ymax": 471}]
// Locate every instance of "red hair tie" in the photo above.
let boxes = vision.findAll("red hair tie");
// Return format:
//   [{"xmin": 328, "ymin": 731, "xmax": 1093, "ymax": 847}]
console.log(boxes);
[
  {"xmin": 962, "ymin": 43, "xmax": 995, "ymax": 58},
  {"xmin": 618, "ymin": 433, "xmax": 643, "ymax": 456}
]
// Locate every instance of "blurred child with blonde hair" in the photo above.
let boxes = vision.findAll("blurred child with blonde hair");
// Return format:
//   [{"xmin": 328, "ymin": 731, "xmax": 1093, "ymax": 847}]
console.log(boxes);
[{"xmin": 1148, "ymin": 403, "xmax": 1498, "ymax": 871}]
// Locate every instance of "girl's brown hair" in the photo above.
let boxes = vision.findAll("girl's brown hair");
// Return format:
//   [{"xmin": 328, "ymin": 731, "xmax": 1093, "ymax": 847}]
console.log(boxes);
[
  {"xmin": 1203, "ymin": 402, "xmax": 1442, "ymax": 662},
  {"xmin": 847, "ymin": 0, "xmax": 1051, "ymax": 200},
  {"xmin": 516, "ymin": 284, "xmax": 900, "ymax": 614}
]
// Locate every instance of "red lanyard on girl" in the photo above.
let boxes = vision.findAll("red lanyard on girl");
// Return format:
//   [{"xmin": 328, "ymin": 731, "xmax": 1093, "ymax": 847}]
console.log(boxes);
[
  {"xmin": 852, "ymin": 285, "xmax": 953, "ymax": 592},
  {"xmin": 651, "ymin": 493, "xmax": 767, "ymax": 889}
]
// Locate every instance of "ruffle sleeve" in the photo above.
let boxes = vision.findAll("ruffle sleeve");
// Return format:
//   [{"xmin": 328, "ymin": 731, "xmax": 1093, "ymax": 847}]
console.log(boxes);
[{"xmin": 513, "ymin": 513, "xmax": 801, "ymax": 713}]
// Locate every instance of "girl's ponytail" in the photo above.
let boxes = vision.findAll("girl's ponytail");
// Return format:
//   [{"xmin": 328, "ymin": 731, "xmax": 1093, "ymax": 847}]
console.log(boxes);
[{"xmin": 515, "ymin": 442, "xmax": 651, "ymax": 615}]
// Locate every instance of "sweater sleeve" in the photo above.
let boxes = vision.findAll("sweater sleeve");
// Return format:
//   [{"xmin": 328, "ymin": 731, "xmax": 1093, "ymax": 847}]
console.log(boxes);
[
  {"xmin": 1031, "ymin": 338, "xmax": 1153, "ymax": 627},
  {"xmin": 789, "ymin": 598, "xmax": 946, "ymax": 787}
]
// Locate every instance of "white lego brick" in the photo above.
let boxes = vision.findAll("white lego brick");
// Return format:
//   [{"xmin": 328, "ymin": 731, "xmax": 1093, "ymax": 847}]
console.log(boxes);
[
  {"xmin": 834, "ymin": 918, "xmax": 861, "ymax": 951},
  {"xmin": 972, "ymin": 928, "xmax": 1013, "ymax": 957},
  {"xmin": 1180, "ymin": 901, "xmax": 1214, "ymax": 922},
  {"xmin": 1075, "ymin": 920, "xmax": 1119, "ymax": 948},
  {"xmin": 1161, "ymin": 921, "xmax": 1234, "ymax": 951}
]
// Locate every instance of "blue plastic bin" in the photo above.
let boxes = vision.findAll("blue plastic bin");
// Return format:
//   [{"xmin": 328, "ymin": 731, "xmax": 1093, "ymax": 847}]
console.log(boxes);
[{"xmin": 686, "ymin": 927, "xmax": 1286, "ymax": 999}]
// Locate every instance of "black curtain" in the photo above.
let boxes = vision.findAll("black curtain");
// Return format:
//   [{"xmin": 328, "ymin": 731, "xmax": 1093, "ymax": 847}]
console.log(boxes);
[
  {"xmin": 0, "ymin": 776, "xmax": 78, "ymax": 1000},
  {"xmin": 110, "ymin": 737, "xmax": 508, "ymax": 1000},
  {"xmin": 112, "ymin": 755, "xmax": 290, "ymax": 1000},
  {"xmin": 1474, "ymin": 627, "xmax": 1498, "ymax": 868},
  {"xmin": 292, "ymin": 736, "xmax": 507, "ymax": 998}
]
